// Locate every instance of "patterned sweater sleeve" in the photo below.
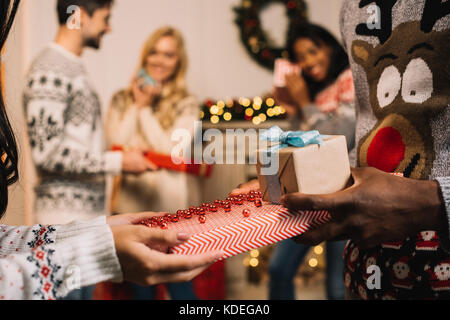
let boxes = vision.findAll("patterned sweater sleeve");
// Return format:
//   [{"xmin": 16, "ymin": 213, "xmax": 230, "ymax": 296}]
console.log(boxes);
[
  {"xmin": 0, "ymin": 216, "xmax": 122, "ymax": 300},
  {"xmin": 23, "ymin": 71, "xmax": 122, "ymax": 176},
  {"xmin": 436, "ymin": 177, "xmax": 450, "ymax": 245}
]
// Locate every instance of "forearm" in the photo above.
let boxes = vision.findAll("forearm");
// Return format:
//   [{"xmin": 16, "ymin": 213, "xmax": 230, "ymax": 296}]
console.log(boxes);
[
  {"xmin": 26, "ymin": 97, "xmax": 122, "ymax": 176},
  {"xmin": 436, "ymin": 177, "xmax": 450, "ymax": 245},
  {"xmin": 0, "ymin": 217, "xmax": 122, "ymax": 300},
  {"xmin": 36, "ymin": 146, "xmax": 122, "ymax": 176}
]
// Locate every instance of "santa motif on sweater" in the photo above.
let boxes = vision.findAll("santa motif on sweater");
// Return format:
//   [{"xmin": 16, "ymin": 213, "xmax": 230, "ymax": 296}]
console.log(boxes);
[
  {"xmin": 390, "ymin": 256, "xmax": 416, "ymax": 290},
  {"xmin": 426, "ymin": 259, "xmax": 450, "ymax": 291},
  {"xmin": 346, "ymin": 246, "xmax": 359, "ymax": 273},
  {"xmin": 416, "ymin": 231, "xmax": 440, "ymax": 251},
  {"xmin": 363, "ymin": 253, "xmax": 379, "ymax": 282},
  {"xmin": 381, "ymin": 241, "xmax": 403, "ymax": 250}
]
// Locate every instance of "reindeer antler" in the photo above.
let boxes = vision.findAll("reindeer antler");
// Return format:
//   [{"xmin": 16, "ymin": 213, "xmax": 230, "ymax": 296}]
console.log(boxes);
[
  {"xmin": 421, "ymin": 0, "xmax": 450, "ymax": 33},
  {"xmin": 355, "ymin": 0, "xmax": 398, "ymax": 44}
]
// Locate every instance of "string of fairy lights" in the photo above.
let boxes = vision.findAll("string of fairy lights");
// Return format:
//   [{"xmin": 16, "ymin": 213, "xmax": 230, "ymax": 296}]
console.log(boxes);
[
  {"xmin": 244, "ymin": 244, "xmax": 325, "ymax": 283},
  {"xmin": 201, "ymin": 96, "xmax": 288, "ymax": 125}
]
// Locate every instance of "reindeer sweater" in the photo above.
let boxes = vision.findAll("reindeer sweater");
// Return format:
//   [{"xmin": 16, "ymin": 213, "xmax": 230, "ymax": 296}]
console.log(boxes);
[{"xmin": 340, "ymin": 0, "xmax": 449, "ymax": 299}]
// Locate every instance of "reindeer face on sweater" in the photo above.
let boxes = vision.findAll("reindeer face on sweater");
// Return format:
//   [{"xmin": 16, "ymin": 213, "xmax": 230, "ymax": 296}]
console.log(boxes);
[{"xmin": 351, "ymin": 0, "xmax": 450, "ymax": 179}]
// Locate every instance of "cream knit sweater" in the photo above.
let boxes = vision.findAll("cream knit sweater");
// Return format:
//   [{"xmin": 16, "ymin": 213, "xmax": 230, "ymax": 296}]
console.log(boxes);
[
  {"xmin": 106, "ymin": 90, "xmax": 200, "ymax": 213},
  {"xmin": 0, "ymin": 216, "xmax": 122, "ymax": 299}
]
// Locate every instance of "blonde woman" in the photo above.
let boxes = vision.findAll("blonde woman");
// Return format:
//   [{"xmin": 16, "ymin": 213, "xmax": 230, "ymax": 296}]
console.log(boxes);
[{"xmin": 106, "ymin": 27, "xmax": 200, "ymax": 300}]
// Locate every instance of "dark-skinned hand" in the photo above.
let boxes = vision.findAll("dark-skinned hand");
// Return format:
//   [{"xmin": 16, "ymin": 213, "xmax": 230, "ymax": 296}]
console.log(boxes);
[{"xmin": 281, "ymin": 167, "xmax": 447, "ymax": 249}]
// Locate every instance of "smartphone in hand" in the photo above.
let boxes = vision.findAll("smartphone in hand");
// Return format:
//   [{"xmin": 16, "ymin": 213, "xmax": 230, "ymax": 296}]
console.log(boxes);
[
  {"xmin": 273, "ymin": 58, "xmax": 301, "ymax": 88},
  {"xmin": 137, "ymin": 68, "xmax": 157, "ymax": 88}
]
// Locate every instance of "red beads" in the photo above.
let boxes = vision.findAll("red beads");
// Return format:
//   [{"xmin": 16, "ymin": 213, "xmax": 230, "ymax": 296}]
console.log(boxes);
[
  {"xmin": 139, "ymin": 189, "xmax": 264, "ymax": 228},
  {"xmin": 223, "ymin": 201, "xmax": 231, "ymax": 213}
]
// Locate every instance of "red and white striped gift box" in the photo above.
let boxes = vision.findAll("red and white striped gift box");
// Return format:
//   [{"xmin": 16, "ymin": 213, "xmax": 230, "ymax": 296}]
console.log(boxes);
[{"xmin": 168, "ymin": 202, "xmax": 330, "ymax": 260}]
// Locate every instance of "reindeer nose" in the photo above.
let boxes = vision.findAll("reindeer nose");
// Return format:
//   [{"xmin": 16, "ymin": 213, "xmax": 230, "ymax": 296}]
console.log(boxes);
[{"xmin": 367, "ymin": 127, "xmax": 405, "ymax": 173}]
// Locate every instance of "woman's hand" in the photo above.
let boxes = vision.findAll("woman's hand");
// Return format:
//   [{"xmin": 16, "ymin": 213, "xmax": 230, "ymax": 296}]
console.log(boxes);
[
  {"xmin": 131, "ymin": 78, "xmax": 162, "ymax": 108},
  {"xmin": 121, "ymin": 149, "xmax": 158, "ymax": 174},
  {"xmin": 285, "ymin": 74, "xmax": 311, "ymax": 108},
  {"xmin": 229, "ymin": 179, "xmax": 260, "ymax": 196},
  {"xmin": 273, "ymin": 87, "xmax": 298, "ymax": 117},
  {"xmin": 111, "ymin": 225, "xmax": 223, "ymax": 286},
  {"xmin": 106, "ymin": 212, "xmax": 166, "ymax": 227}
]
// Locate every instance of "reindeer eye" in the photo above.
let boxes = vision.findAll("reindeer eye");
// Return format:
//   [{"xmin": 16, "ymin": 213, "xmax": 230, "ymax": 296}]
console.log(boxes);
[
  {"xmin": 402, "ymin": 58, "xmax": 433, "ymax": 104},
  {"xmin": 377, "ymin": 65, "xmax": 401, "ymax": 108}
]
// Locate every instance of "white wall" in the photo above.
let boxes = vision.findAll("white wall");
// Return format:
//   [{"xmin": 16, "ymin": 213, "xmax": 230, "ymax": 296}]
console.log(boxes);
[
  {"xmin": 22, "ymin": 0, "xmax": 344, "ymax": 108},
  {"xmin": 3, "ymin": 0, "xmax": 344, "ymax": 225}
]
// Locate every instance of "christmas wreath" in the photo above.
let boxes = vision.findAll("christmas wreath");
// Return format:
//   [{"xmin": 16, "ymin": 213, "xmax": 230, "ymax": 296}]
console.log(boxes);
[{"xmin": 234, "ymin": 0, "xmax": 308, "ymax": 70}]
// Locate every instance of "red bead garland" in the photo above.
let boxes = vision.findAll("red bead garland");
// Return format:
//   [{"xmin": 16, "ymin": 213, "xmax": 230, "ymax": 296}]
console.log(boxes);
[{"xmin": 139, "ymin": 190, "xmax": 262, "ymax": 228}]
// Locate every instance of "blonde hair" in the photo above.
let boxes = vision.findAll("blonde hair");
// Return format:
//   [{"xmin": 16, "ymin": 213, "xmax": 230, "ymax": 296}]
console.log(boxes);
[{"xmin": 134, "ymin": 26, "xmax": 189, "ymax": 129}]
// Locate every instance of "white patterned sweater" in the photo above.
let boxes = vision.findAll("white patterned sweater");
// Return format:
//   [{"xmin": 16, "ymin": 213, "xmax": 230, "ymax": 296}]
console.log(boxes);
[
  {"xmin": 23, "ymin": 43, "xmax": 123, "ymax": 225},
  {"xmin": 0, "ymin": 216, "xmax": 122, "ymax": 299}
]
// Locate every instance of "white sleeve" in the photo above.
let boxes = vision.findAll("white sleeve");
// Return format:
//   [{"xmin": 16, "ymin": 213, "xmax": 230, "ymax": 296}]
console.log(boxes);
[{"xmin": 0, "ymin": 216, "xmax": 122, "ymax": 300}]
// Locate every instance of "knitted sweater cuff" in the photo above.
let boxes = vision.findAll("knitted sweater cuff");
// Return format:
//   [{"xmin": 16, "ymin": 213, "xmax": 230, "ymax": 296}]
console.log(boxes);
[
  {"xmin": 436, "ymin": 177, "xmax": 450, "ymax": 251},
  {"xmin": 54, "ymin": 216, "xmax": 123, "ymax": 292},
  {"xmin": 105, "ymin": 151, "xmax": 123, "ymax": 175}
]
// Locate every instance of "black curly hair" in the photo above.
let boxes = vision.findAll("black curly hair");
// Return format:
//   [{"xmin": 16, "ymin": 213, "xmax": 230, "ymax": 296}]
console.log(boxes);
[{"xmin": 0, "ymin": 0, "xmax": 20, "ymax": 217}]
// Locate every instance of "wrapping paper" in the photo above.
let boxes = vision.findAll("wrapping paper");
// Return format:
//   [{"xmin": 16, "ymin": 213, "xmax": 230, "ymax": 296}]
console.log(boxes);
[
  {"xmin": 257, "ymin": 135, "xmax": 351, "ymax": 203},
  {"xmin": 166, "ymin": 202, "xmax": 330, "ymax": 259}
]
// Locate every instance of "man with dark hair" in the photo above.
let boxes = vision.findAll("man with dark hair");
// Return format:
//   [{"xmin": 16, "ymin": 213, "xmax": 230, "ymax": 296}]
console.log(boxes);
[
  {"xmin": 56, "ymin": 0, "xmax": 114, "ymax": 25},
  {"xmin": 55, "ymin": 0, "xmax": 114, "ymax": 49},
  {"xmin": 23, "ymin": 0, "xmax": 156, "ymax": 300}
]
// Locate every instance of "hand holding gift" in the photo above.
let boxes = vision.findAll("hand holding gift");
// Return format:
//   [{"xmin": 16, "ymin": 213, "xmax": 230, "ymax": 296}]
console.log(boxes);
[
  {"xmin": 282, "ymin": 167, "xmax": 447, "ymax": 249},
  {"xmin": 107, "ymin": 212, "xmax": 223, "ymax": 286}
]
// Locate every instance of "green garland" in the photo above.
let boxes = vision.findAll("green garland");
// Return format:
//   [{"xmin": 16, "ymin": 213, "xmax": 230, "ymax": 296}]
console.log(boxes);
[{"xmin": 234, "ymin": 0, "xmax": 308, "ymax": 70}]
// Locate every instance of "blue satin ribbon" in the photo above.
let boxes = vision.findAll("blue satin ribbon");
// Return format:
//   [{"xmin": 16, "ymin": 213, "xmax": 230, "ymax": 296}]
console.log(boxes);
[
  {"xmin": 259, "ymin": 126, "xmax": 329, "ymax": 204},
  {"xmin": 259, "ymin": 126, "xmax": 328, "ymax": 151}
]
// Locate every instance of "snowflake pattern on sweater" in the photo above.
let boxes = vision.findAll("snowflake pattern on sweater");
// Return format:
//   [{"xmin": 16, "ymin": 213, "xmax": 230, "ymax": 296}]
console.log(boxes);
[{"xmin": 23, "ymin": 44, "xmax": 122, "ymax": 221}]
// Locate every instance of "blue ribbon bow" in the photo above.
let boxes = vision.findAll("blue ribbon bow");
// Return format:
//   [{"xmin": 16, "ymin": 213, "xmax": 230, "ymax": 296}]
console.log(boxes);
[
  {"xmin": 259, "ymin": 126, "xmax": 329, "ymax": 204},
  {"xmin": 260, "ymin": 126, "xmax": 328, "ymax": 151}
]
